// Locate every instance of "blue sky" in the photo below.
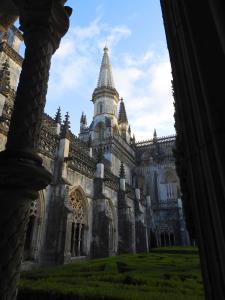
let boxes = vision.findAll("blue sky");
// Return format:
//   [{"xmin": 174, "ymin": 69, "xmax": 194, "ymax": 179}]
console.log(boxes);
[{"xmin": 42, "ymin": 0, "xmax": 175, "ymax": 140}]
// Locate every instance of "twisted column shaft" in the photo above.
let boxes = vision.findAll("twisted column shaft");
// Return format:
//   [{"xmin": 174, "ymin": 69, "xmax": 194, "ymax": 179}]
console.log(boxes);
[{"xmin": 0, "ymin": 1, "xmax": 72, "ymax": 299}]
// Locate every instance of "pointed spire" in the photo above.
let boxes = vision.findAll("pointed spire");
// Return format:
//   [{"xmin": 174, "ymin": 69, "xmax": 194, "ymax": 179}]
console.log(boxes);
[
  {"xmin": 61, "ymin": 112, "xmax": 70, "ymax": 138},
  {"xmin": 97, "ymin": 47, "xmax": 115, "ymax": 89},
  {"xmin": 128, "ymin": 125, "xmax": 131, "ymax": 134},
  {"xmin": 80, "ymin": 112, "xmax": 87, "ymax": 125},
  {"xmin": 153, "ymin": 128, "xmax": 157, "ymax": 140},
  {"xmin": 83, "ymin": 114, "xmax": 87, "ymax": 125},
  {"xmin": 80, "ymin": 112, "xmax": 84, "ymax": 123},
  {"xmin": 55, "ymin": 107, "xmax": 62, "ymax": 124},
  {"xmin": 118, "ymin": 97, "xmax": 128, "ymax": 124},
  {"xmin": 0, "ymin": 59, "xmax": 10, "ymax": 91},
  {"xmin": 119, "ymin": 162, "xmax": 125, "ymax": 178}
]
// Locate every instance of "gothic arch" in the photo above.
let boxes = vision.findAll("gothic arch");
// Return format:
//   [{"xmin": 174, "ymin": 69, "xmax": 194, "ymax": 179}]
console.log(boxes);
[
  {"xmin": 105, "ymin": 199, "xmax": 116, "ymax": 254},
  {"xmin": 65, "ymin": 186, "xmax": 89, "ymax": 258},
  {"xmin": 97, "ymin": 102, "xmax": 104, "ymax": 114},
  {"xmin": 23, "ymin": 191, "xmax": 45, "ymax": 262}
]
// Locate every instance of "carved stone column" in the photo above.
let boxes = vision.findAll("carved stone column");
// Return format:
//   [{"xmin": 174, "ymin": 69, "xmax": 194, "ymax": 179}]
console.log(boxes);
[
  {"xmin": 0, "ymin": 1, "xmax": 72, "ymax": 299},
  {"xmin": 160, "ymin": 1, "xmax": 225, "ymax": 298}
]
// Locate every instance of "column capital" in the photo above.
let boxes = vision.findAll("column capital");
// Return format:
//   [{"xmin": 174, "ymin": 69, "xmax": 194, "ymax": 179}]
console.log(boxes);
[{"xmin": 19, "ymin": 0, "xmax": 72, "ymax": 53}]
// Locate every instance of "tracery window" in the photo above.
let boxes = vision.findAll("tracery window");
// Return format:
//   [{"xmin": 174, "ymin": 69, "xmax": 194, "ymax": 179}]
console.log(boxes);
[
  {"xmin": 69, "ymin": 189, "xmax": 87, "ymax": 257},
  {"xmin": 69, "ymin": 189, "xmax": 87, "ymax": 224}
]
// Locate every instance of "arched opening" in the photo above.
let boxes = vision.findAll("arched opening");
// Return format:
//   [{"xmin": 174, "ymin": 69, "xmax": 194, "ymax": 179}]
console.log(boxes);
[
  {"xmin": 105, "ymin": 200, "xmax": 115, "ymax": 255},
  {"xmin": 68, "ymin": 188, "xmax": 88, "ymax": 257},
  {"xmin": 23, "ymin": 192, "xmax": 45, "ymax": 262},
  {"xmin": 97, "ymin": 102, "xmax": 104, "ymax": 114}
]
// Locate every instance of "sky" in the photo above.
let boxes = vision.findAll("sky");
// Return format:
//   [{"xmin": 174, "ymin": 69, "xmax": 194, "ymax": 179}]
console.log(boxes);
[{"xmin": 38, "ymin": 0, "xmax": 175, "ymax": 140}]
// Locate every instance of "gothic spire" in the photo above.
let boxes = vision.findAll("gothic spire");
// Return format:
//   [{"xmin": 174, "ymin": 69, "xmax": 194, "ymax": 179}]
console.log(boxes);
[
  {"xmin": 97, "ymin": 47, "xmax": 115, "ymax": 89},
  {"xmin": 80, "ymin": 112, "xmax": 87, "ymax": 125},
  {"xmin": 54, "ymin": 107, "xmax": 62, "ymax": 124},
  {"xmin": 119, "ymin": 162, "xmax": 125, "ymax": 178},
  {"xmin": 118, "ymin": 97, "xmax": 128, "ymax": 124},
  {"xmin": 80, "ymin": 112, "xmax": 84, "ymax": 123},
  {"xmin": 83, "ymin": 114, "xmax": 87, "ymax": 125},
  {"xmin": 128, "ymin": 125, "xmax": 131, "ymax": 134},
  {"xmin": 153, "ymin": 128, "xmax": 157, "ymax": 139},
  {"xmin": 61, "ymin": 112, "xmax": 70, "ymax": 138}
]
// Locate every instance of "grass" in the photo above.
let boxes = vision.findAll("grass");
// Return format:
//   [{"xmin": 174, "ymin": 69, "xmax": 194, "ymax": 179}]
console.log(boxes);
[{"xmin": 18, "ymin": 247, "xmax": 204, "ymax": 300}]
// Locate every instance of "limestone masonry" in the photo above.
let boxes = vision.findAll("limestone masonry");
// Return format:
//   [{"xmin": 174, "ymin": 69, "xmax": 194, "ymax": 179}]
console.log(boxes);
[{"xmin": 0, "ymin": 26, "xmax": 189, "ymax": 267}]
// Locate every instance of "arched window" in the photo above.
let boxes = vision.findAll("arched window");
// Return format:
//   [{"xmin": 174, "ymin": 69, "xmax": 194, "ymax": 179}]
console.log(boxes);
[
  {"xmin": 69, "ymin": 189, "xmax": 87, "ymax": 257},
  {"xmin": 23, "ymin": 193, "xmax": 45, "ymax": 262},
  {"xmin": 105, "ymin": 201, "xmax": 115, "ymax": 253},
  {"xmin": 97, "ymin": 102, "xmax": 103, "ymax": 114}
]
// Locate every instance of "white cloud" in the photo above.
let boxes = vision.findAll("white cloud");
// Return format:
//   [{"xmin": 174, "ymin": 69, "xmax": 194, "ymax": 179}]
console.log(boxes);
[
  {"xmin": 99, "ymin": 26, "xmax": 132, "ymax": 50},
  {"xmin": 46, "ymin": 15, "xmax": 174, "ymax": 140},
  {"xmin": 114, "ymin": 51, "xmax": 174, "ymax": 140}
]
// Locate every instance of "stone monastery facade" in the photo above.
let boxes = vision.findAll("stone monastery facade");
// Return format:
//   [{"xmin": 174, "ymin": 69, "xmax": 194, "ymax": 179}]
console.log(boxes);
[{"xmin": 0, "ymin": 26, "xmax": 189, "ymax": 267}]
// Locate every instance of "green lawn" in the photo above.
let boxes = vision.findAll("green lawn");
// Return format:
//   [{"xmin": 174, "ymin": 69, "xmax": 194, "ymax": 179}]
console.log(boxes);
[{"xmin": 18, "ymin": 247, "xmax": 204, "ymax": 300}]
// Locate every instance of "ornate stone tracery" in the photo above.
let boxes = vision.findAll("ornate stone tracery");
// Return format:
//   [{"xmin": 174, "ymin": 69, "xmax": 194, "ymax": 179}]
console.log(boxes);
[{"xmin": 69, "ymin": 189, "xmax": 87, "ymax": 225}]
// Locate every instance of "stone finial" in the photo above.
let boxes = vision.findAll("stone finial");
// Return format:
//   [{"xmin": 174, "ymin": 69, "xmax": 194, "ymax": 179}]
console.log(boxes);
[
  {"xmin": 61, "ymin": 112, "xmax": 70, "ymax": 138},
  {"xmin": 80, "ymin": 112, "xmax": 84, "ymax": 123},
  {"xmin": 119, "ymin": 162, "xmax": 125, "ymax": 179},
  {"xmin": 54, "ymin": 107, "xmax": 62, "ymax": 124},
  {"xmin": 128, "ymin": 125, "xmax": 131, "ymax": 134},
  {"xmin": 83, "ymin": 114, "xmax": 87, "ymax": 125},
  {"xmin": 153, "ymin": 128, "xmax": 157, "ymax": 140},
  {"xmin": 118, "ymin": 97, "xmax": 128, "ymax": 124}
]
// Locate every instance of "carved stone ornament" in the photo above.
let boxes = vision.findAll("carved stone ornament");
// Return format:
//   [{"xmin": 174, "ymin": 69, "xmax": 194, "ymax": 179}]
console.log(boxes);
[{"xmin": 69, "ymin": 189, "xmax": 87, "ymax": 225}]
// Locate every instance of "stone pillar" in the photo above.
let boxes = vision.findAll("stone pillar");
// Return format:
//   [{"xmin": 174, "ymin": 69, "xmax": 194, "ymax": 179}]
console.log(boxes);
[
  {"xmin": 160, "ymin": 1, "xmax": 225, "ymax": 298},
  {"xmin": 134, "ymin": 188, "xmax": 148, "ymax": 253},
  {"xmin": 0, "ymin": 2, "xmax": 71, "ymax": 298},
  {"xmin": 91, "ymin": 147, "xmax": 111, "ymax": 258},
  {"xmin": 41, "ymin": 113, "xmax": 71, "ymax": 265},
  {"xmin": 118, "ymin": 162, "xmax": 135, "ymax": 254}
]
